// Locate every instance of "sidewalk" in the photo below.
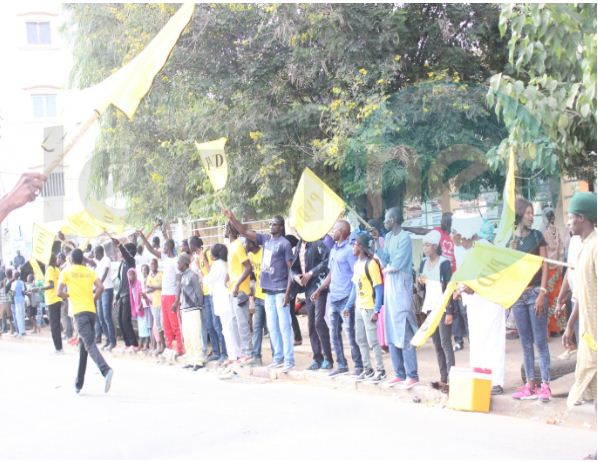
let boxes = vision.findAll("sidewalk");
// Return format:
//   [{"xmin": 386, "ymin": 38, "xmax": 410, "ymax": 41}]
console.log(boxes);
[{"xmin": 3, "ymin": 313, "xmax": 595, "ymax": 431}]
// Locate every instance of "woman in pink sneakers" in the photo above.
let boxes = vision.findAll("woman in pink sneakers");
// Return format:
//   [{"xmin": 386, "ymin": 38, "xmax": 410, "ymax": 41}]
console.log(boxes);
[{"xmin": 509, "ymin": 198, "xmax": 551, "ymax": 402}]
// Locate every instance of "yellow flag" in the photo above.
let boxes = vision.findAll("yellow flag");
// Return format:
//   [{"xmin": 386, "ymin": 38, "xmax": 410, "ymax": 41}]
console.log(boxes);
[
  {"xmin": 494, "ymin": 147, "xmax": 516, "ymax": 247},
  {"xmin": 97, "ymin": 3, "xmax": 195, "ymax": 119},
  {"xmin": 29, "ymin": 258, "xmax": 44, "ymax": 281},
  {"xmin": 411, "ymin": 242, "xmax": 543, "ymax": 347},
  {"xmin": 31, "ymin": 223, "xmax": 55, "ymax": 265},
  {"xmin": 63, "ymin": 210, "xmax": 109, "ymax": 238},
  {"xmin": 86, "ymin": 199, "xmax": 126, "ymax": 234},
  {"xmin": 195, "ymin": 137, "xmax": 228, "ymax": 191},
  {"xmin": 289, "ymin": 168, "xmax": 346, "ymax": 242}
]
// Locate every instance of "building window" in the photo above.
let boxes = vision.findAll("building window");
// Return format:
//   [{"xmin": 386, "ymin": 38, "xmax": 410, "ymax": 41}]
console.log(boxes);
[
  {"xmin": 32, "ymin": 94, "xmax": 57, "ymax": 118},
  {"xmin": 41, "ymin": 171, "xmax": 65, "ymax": 198},
  {"xmin": 26, "ymin": 21, "xmax": 51, "ymax": 45}
]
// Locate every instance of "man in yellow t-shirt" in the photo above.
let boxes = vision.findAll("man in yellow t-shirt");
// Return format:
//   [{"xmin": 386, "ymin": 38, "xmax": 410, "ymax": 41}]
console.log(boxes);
[
  {"xmin": 226, "ymin": 223, "xmax": 253, "ymax": 361},
  {"xmin": 342, "ymin": 232, "xmax": 385, "ymax": 382},
  {"xmin": 190, "ymin": 236, "xmax": 223, "ymax": 361},
  {"xmin": 246, "ymin": 239, "xmax": 267, "ymax": 366},
  {"xmin": 43, "ymin": 253, "xmax": 64, "ymax": 353},
  {"xmin": 57, "ymin": 249, "xmax": 113, "ymax": 394}
]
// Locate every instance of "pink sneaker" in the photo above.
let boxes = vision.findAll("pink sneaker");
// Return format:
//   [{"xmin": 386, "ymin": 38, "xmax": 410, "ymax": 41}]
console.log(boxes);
[
  {"xmin": 400, "ymin": 378, "xmax": 420, "ymax": 390},
  {"xmin": 386, "ymin": 377, "xmax": 404, "ymax": 388},
  {"xmin": 538, "ymin": 383, "xmax": 551, "ymax": 402},
  {"xmin": 512, "ymin": 383, "xmax": 537, "ymax": 400}
]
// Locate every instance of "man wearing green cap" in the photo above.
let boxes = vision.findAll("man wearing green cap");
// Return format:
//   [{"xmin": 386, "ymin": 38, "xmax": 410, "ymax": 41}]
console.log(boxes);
[{"xmin": 563, "ymin": 192, "xmax": 596, "ymax": 409}]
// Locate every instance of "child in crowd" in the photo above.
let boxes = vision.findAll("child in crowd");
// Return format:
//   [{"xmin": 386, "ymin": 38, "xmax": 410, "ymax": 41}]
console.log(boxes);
[
  {"xmin": 140, "ymin": 264, "xmax": 156, "ymax": 352},
  {"xmin": 146, "ymin": 258, "xmax": 165, "ymax": 355},
  {"xmin": 128, "ymin": 268, "xmax": 151, "ymax": 352}
]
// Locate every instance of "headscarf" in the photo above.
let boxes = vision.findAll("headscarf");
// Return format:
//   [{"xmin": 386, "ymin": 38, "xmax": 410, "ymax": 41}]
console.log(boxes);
[{"xmin": 423, "ymin": 230, "xmax": 441, "ymax": 246}]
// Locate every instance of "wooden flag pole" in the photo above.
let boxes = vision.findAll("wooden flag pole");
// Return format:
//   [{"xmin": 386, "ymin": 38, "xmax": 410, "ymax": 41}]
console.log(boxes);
[
  {"xmin": 544, "ymin": 257, "xmax": 573, "ymax": 269},
  {"xmin": 215, "ymin": 190, "xmax": 226, "ymax": 210},
  {"xmin": 43, "ymin": 110, "xmax": 100, "ymax": 176},
  {"xmin": 344, "ymin": 203, "xmax": 373, "ymax": 230}
]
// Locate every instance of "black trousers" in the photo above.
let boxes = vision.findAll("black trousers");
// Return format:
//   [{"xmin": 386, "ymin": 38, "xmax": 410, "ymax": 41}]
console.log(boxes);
[
  {"xmin": 48, "ymin": 301, "xmax": 63, "ymax": 351},
  {"xmin": 432, "ymin": 313, "xmax": 455, "ymax": 383},
  {"xmin": 289, "ymin": 295, "xmax": 302, "ymax": 342},
  {"xmin": 117, "ymin": 296, "xmax": 138, "ymax": 347},
  {"xmin": 75, "ymin": 312, "xmax": 110, "ymax": 389},
  {"xmin": 306, "ymin": 290, "xmax": 332, "ymax": 363}
]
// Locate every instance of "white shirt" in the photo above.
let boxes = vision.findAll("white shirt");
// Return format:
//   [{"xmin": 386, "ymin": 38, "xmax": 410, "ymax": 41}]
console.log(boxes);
[
  {"xmin": 95, "ymin": 256, "xmax": 113, "ymax": 289},
  {"xmin": 160, "ymin": 253, "xmax": 178, "ymax": 296},
  {"xmin": 203, "ymin": 259, "xmax": 230, "ymax": 317},
  {"xmin": 567, "ymin": 235, "xmax": 582, "ymax": 301},
  {"xmin": 421, "ymin": 256, "xmax": 447, "ymax": 314}
]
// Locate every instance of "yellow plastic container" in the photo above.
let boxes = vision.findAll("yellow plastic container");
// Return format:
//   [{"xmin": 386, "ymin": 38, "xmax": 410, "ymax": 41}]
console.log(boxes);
[{"xmin": 447, "ymin": 367, "xmax": 492, "ymax": 413}]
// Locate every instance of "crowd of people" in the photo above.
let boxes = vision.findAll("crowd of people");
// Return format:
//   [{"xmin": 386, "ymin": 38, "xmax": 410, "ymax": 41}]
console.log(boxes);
[{"xmin": 0, "ymin": 193, "xmax": 595, "ymax": 406}]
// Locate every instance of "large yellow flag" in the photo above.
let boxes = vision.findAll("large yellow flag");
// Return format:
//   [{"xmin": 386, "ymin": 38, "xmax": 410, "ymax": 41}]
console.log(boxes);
[
  {"xmin": 195, "ymin": 137, "xmax": 228, "ymax": 191},
  {"xmin": 97, "ymin": 3, "xmax": 195, "ymax": 119},
  {"xmin": 31, "ymin": 223, "xmax": 55, "ymax": 265},
  {"xmin": 62, "ymin": 210, "xmax": 123, "ymax": 238},
  {"xmin": 494, "ymin": 147, "xmax": 516, "ymax": 247},
  {"xmin": 289, "ymin": 168, "xmax": 346, "ymax": 242},
  {"xmin": 411, "ymin": 242, "xmax": 543, "ymax": 347}
]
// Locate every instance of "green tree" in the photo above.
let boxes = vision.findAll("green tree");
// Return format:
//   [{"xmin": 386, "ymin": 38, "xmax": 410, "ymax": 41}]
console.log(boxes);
[
  {"xmin": 65, "ymin": 3, "xmax": 508, "ymax": 225},
  {"xmin": 487, "ymin": 3, "xmax": 597, "ymax": 183}
]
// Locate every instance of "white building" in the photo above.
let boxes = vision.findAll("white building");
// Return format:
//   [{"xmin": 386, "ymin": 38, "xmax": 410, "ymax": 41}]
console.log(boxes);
[{"xmin": 0, "ymin": 2, "xmax": 96, "ymax": 266}]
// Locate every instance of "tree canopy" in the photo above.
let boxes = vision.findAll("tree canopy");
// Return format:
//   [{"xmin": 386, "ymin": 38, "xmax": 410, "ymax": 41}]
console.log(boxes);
[
  {"xmin": 66, "ymin": 4, "xmax": 553, "ymax": 225},
  {"xmin": 487, "ymin": 3, "xmax": 597, "ymax": 183}
]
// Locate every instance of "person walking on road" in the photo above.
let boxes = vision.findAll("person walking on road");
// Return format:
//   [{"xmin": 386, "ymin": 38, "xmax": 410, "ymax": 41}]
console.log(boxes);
[{"xmin": 57, "ymin": 249, "xmax": 113, "ymax": 394}]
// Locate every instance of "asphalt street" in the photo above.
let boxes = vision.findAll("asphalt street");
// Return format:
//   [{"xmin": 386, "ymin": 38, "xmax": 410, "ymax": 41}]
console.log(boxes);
[{"xmin": 1, "ymin": 339, "xmax": 595, "ymax": 460}]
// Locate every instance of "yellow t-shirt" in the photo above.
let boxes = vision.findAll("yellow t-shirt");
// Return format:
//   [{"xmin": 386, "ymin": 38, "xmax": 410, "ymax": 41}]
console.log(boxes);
[
  {"xmin": 146, "ymin": 272, "xmax": 162, "ymax": 308},
  {"xmin": 352, "ymin": 258, "xmax": 382, "ymax": 310},
  {"xmin": 248, "ymin": 248, "xmax": 265, "ymax": 300},
  {"xmin": 44, "ymin": 266, "xmax": 62, "ymax": 305},
  {"xmin": 228, "ymin": 239, "xmax": 250, "ymax": 295},
  {"xmin": 199, "ymin": 250, "xmax": 212, "ymax": 296},
  {"xmin": 58, "ymin": 264, "xmax": 97, "ymax": 315}
]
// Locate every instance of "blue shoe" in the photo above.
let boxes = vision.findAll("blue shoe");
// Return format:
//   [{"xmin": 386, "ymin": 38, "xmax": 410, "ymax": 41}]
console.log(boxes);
[
  {"xmin": 306, "ymin": 360, "xmax": 321, "ymax": 371},
  {"xmin": 207, "ymin": 354, "xmax": 220, "ymax": 362},
  {"xmin": 320, "ymin": 359, "xmax": 333, "ymax": 370}
]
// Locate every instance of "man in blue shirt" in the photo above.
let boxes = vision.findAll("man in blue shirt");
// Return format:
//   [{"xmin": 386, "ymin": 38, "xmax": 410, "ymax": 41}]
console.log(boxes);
[
  {"xmin": 224, "ymin": 209, "xmax": 295, "ymax": 373},
  {"xmin": 311, "ymin": 220, "xmax": 363, "ymax": 377}
]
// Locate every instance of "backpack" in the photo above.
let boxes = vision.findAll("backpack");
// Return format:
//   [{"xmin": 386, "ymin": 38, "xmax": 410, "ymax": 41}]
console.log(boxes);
[{"xmin": 363, "ymin": 257, "xmax": 384, "ymax": 305}]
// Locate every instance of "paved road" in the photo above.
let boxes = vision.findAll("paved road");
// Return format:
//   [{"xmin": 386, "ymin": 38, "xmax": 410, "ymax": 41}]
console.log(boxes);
[{"xmin": 1, "ymin": 340, "xmax": 595, "ymax": 460}]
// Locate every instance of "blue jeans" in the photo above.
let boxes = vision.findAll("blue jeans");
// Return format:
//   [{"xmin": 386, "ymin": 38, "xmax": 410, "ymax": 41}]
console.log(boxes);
[
  {"xmin": 265, "ymin": 292, "xmax": 294, "ymax": 366},
  {"xmin": 329, "ymin": 297, "xmax": 363, "ymax": 371},
  {"xmin": 15, "ymin": 300, "xmax": 26, "ymax": 334},
  {"xmin": 96, "ymin": 288, "xmax": 116, "ymax": 346},
  {"xmin": 389, "ymin": 342, "xmax": 418, "ymax": 380},
  {"xmin": 36, "ymin": 304, "xmax": 44, "ymax": 327},
  {"xmin": 252, "ymin": 298, "xmax": 267, "ymax": 359},
  {"xmin": 512, "ymin": 287, "xmax": 551, "ymax": 383},
  {"xmin": 212, "ymin": 312, "xmax": 227, "ymax": 360},
  {"xmin": 201, "ymin": 295, "xmax": 220, "ymax": 357}
]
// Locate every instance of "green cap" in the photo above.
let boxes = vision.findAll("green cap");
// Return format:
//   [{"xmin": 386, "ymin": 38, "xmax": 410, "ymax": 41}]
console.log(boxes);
[{"xmin": 568, "ymin": 192, "xmax": 597, "ymax": 223}]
